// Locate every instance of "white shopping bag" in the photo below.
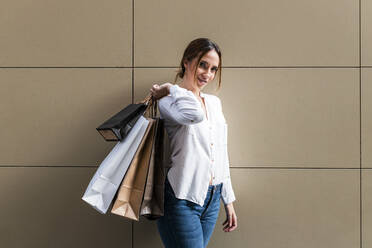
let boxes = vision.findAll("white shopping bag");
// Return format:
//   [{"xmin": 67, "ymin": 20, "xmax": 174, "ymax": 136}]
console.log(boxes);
[{"xmin": 82, "ymin": 116, "xmax": 150, "ymax": 214}]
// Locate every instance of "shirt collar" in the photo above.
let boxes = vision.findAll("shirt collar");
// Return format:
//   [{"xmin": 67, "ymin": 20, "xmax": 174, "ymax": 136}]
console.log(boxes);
[{"xmin": 199, "ymin": 91, "xmax": 206, "ymax": 98}]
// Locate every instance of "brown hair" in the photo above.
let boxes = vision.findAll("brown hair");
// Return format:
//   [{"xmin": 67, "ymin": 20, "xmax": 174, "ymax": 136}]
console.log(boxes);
[{"xmin": 174, "ymin": 38, "xmax": 222, "ymax": 91}]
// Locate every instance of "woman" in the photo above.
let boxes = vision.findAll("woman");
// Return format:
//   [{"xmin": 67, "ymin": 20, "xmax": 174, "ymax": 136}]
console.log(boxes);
[{"xmin": 150, "ymin": 38, "xmax": 237, "ymax": 248}]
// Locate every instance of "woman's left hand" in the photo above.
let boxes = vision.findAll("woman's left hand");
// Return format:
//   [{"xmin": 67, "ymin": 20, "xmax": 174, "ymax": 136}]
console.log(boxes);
[{"xmin": 222, "ymin": 202, "xmax": 238, "ymax": 232}]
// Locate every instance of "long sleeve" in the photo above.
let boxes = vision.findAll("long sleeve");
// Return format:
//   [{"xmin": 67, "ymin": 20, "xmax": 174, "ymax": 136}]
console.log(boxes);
[
  {"xmin": 218, "ymin": 98, "xmax": 236, "ymax": 205},
  {"xmin": 221, "ymin": 130, "xmax": 236, "ymax": 205},
  {"xmin": 159, "ymin": 84, "xmax": 204, "ymax": 125},
  {"xmin": 221, "ymin": 168, "xmax": 236, "ymax": 205}
]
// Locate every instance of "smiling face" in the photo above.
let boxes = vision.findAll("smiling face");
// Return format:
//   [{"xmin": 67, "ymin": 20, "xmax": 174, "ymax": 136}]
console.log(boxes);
[{"xmin": 183, "ymin": 49, "xmax": 220, "ymax": 91}]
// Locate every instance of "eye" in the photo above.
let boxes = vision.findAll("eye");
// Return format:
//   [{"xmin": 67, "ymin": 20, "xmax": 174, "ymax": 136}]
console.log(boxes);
[
  {"xmin": 212, "ymin": 67, "xmax": 218, "ymax": 72},
  {"xmin": 199, "ymin": 61, "xmax": 207, "ymax": 68}
]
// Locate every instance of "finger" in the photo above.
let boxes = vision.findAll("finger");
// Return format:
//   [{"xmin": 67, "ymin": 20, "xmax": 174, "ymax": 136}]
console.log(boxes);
[
  {"xmin": 226, "ymin": 225, "xmax": 234, "ymax": 232},
  {"xmin": 222, "ymin": 220, "xmax": 228, "ymax": 228},
  {"xmin": 231, "ymin": 217, "xmax": 237, "ymax": 227},
  {"xmin": 230, "ymin": 222, "xmax": 237, "ymax": 231},
  {"xmin": 230, "ymin": 226, "xmax": 238, "ymax": 231},
  {"xmin": 228, "ymin": 215, "xmax": 237, "ymax": 231},
  {"xmin": 223, "ymin": 219, "xmax": 231, "ymax": 229},
  {"xmin": 223, "ymin": 225, "xmax": 232, "ymax": 232},
  {"xmin": 222, "ymin": 218, "xmax": 228, "ymax": 225},
  {"xmin": 229, "ymin": 226, "xmax": 236, "ymax": 232},
  {"xmin": 229, "ymin": 214, "xmax": 233, "ymax": 227}
]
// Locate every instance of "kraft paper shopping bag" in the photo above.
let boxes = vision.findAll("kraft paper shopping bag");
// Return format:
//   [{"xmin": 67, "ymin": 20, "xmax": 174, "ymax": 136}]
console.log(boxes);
[{"xmin": 111, "ymin": 118, "xmax": 156, "ymax": 221}]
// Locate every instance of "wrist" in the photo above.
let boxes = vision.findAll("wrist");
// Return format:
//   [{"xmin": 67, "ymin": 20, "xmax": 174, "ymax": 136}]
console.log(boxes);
[{"xmin": 224, "ymin": 202, "xmax": 234, "ymax": 208}]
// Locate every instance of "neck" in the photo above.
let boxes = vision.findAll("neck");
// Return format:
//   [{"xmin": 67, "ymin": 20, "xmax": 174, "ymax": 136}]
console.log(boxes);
[{"xmin": 179, "ymin": 78, "xmax": 201, "ymax": 98}]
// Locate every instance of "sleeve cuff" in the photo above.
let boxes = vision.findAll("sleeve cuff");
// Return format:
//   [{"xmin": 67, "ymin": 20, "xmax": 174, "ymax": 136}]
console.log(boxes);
[
  {"xmin": 169, "ymin": 84, "xmax": 182, "ymax": 98},
  {"xmin": 221, "ymin": 177, "xmax": 236, "ymax": 205}
]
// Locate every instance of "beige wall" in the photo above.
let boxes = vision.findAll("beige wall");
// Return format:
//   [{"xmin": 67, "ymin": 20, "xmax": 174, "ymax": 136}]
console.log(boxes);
[{"xmin": 0, "ymin": 0, "xmax": 371, "ymax": 247}]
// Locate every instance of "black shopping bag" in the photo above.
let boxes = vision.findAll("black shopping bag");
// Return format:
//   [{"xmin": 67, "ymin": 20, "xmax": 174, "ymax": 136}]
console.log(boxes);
[{"xmin": 96, "ymin": 93, "xmax": 152, "ymax": 142}]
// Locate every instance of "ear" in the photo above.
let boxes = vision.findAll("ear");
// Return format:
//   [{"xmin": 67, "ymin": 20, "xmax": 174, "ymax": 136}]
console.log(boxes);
[{"xmin": 183, "ymin": 59, "xmax": 188, "ymax": 69}]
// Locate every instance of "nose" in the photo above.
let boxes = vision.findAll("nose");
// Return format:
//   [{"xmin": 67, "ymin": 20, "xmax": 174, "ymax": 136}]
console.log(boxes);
[{"xmin": 203, "ymin": 68, "xmax": 213, "ymax": 79}]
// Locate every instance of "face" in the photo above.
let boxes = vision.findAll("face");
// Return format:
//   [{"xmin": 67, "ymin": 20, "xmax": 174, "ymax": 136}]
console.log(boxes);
[{"xmin": 184, "ymin": 49, "xmax": 220, "ymax": 91}]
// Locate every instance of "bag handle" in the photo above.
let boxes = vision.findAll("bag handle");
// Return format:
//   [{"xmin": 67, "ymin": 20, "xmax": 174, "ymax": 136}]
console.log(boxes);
[
  {"xmin": 141, "ymin": 93, "xmax": 158, "ymax": 118},
  {"xmin": 138, "ymin": 92, "xmax": 152, "ymax": 105}
]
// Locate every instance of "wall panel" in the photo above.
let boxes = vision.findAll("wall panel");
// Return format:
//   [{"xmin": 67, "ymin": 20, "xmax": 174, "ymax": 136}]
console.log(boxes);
[
  {"xmin": 0, "ymin": 167, "xmax": 132, "ymax": 248},
  {"xmin": 0, "ymin": 69, "xmax": 132, "ymax": 166},
  {"xmin": 0, "ymin": 0, "xmax": 132, "ymax": 66},
  {"xmin": 135, "ymin": 0, "xmax": 358, "ymax": 67}
]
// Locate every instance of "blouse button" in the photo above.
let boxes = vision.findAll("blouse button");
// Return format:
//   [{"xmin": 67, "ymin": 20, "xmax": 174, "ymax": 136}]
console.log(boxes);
[{"xmin": 210, "ymin": 143, "xmax": 214, "ymax": 146}]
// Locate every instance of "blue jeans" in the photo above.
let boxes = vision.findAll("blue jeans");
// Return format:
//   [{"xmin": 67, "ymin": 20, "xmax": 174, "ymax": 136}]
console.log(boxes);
[{"xmin": 156, "ymin": 177, "xmax": 222, "ymax": 248}]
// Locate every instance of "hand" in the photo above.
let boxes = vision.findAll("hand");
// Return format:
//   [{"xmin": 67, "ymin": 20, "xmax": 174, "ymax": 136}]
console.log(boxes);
[
  {"xmin": 222, "ymin": 202, "xmax": 238, "ymax": 232},
  {"xmin": 150, "ymin": 82, "xmax": 173, "ymax": 100}
]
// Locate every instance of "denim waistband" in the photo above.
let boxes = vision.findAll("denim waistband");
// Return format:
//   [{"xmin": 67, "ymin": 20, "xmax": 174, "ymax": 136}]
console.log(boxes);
[{"xmin": 208, "ymin": 182, "xmax": 222, "ymax": 192}]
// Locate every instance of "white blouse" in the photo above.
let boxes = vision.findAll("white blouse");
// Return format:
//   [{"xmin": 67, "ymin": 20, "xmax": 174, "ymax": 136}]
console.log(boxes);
[{"xmin": 158, "ymin": 84, "xmax": 236, "ymax": 206}]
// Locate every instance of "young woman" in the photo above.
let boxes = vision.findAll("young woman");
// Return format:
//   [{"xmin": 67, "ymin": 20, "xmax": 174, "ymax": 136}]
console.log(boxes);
[{"xmin": 150, "ymin": 38, "xmax": 238, "ymax": 248}]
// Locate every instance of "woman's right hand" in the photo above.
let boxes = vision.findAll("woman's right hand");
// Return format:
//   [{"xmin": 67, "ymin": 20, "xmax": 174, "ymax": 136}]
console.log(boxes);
[
  {"xmin": 150, "ymin": 82, "xmax": 173, "ymax": 100},
  {"xmin": 223, "ymin": 203, "xmax": 238, "ymax": 232}
]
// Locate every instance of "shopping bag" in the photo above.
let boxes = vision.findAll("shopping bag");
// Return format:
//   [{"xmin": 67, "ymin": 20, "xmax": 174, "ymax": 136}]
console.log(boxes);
[
  {"xmin": 82, "ymin": 115, "xmax": 150, "ymax": 214},
  {"xmin": 110, "ymin": 117, "xmax": 157, "ymax": 221},
  {"xmin": 96, "ymin": 93, "xmax": 152, "ymax": 141},
  {"xmin": 140, "ymin": 118, "xmax": 167, "ymax": 220}
]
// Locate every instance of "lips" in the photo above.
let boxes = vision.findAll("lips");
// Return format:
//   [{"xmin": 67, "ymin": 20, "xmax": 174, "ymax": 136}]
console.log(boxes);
[{"xmin": 197, "ymin": 77, "xmax": 208, "ymax": 85}]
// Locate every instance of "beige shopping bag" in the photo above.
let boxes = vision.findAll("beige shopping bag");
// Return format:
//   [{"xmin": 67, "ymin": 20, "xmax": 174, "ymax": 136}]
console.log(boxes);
[{"xmin": 111, "ymin": 117, "xmax": 156, "ymax": 221}]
